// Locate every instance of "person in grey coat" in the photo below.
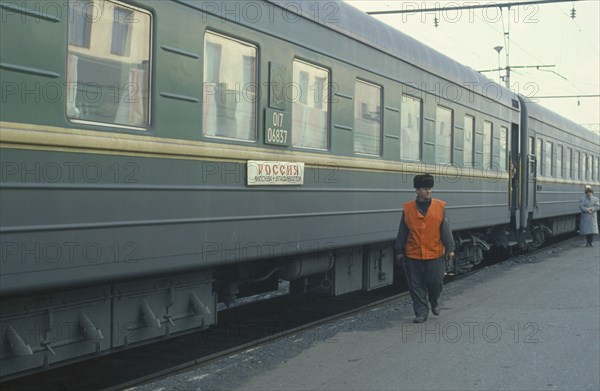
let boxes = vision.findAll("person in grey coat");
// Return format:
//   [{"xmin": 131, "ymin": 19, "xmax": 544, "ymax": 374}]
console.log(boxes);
[{"xmin": 579, "ymin": 187, "xmax": 599, "ymax": 247}]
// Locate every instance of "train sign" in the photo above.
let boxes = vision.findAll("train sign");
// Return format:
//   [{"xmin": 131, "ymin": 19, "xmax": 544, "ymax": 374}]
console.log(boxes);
[{"xmin": 247, "ymin": 161, "xmax": 304, "ymax": 186}]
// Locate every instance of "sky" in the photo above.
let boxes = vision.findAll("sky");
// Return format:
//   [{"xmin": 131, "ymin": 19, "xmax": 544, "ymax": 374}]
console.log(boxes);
[{"xmin": 346, "ymin": 0, "xmax": 600, "ymax": 134}]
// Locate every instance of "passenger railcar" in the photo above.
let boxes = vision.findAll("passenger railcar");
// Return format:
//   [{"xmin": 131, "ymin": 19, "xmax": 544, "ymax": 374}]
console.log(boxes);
[
  {"xmin": 519, "ymin": 99, "xmax": 600, "ymax": 246},
  {"xmin": 1, "ymin": 0, "xmax": 598, "ymax": 378}
]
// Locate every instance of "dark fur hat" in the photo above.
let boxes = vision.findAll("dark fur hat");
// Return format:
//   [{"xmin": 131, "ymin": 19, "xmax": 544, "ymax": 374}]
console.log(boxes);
[{"xmin": 414, "ymin": 174, "xmax": 434, "ymax": 189}]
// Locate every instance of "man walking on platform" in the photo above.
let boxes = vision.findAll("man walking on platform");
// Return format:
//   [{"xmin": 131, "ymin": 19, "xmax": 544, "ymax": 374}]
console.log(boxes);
[{"xmin": 395, "ymin": 174, "xmax": 455, "ymax": 323}]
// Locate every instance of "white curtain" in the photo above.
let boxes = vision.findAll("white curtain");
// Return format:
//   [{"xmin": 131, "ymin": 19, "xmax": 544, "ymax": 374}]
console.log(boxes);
[
  {"xmin": 115, "ymin": 67, "xmax": 146, "ymax": 127},
  {"xmin": 66, "ymin": 54, "xmax": 80, "ymax": 118}
]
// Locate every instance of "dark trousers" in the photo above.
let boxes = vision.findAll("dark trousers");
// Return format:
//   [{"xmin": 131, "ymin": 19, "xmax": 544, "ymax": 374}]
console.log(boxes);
[
  {"xmin": 404, "ymin": 257, "xmax": 445, "ymax": 317},
  {"xmin": 586, "ymin": 234, "xmax": 595, "ymax": 245}
]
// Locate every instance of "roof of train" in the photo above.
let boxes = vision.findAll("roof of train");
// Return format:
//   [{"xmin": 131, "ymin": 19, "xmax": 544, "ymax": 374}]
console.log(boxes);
[
  {"xmin": 265, "ymin": 0, "xmax": 517, "ymax": 108},
  {"xmin": 265, "ymin": 1, "xmax": 597, "ymax": 142},
  {"xmin": 523, "ymin": 98, "xmax": 599, "ymax": 143}
]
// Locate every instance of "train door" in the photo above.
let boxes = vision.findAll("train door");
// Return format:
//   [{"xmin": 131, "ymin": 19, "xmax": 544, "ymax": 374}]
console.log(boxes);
[
  {"xmin": 510, "ymin": 124, "xmax": 519, "ymax": 213},
  {"xmin": 526, "ymin": 135, "xmax": 537, "ymax": 212}
]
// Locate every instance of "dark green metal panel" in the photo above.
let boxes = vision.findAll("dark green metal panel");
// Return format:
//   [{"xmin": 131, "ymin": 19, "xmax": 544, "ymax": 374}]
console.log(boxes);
[
  {"xmin": 422, "ymin": 117, "xmax": 436, "ymax": 164},
  {"xmin": 330, "ymin": 66, "xmax": 355, "ymax": 156},
  {"xmin": 0, "ymin": 2, "xmax": 67, "ymax": 126}
]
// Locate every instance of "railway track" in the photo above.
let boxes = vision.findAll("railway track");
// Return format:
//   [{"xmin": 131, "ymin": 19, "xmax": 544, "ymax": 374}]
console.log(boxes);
[{"xmin": 1, "ymin": 235, "xmax": 576, "ymax": 391}]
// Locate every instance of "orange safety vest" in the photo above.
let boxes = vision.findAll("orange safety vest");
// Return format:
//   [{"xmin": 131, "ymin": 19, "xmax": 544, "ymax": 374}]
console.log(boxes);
[{"xmin": 403, "ymin": 198, "xmax": 446, "ymax": 260}]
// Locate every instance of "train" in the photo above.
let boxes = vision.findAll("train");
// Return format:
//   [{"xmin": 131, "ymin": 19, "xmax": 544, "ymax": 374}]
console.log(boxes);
[{"xmin": 1, "ymin": 0, "xmax": 598, "ymax": 379}]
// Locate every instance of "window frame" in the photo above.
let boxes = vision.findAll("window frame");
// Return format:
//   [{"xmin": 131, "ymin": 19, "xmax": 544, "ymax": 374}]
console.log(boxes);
[
  {"xmin": 544, "ymin": 140, "xmax": 553, "ymax": 177},
  {"xmin": 353, "ymin": 79, "xmax": 383, "ymax": 157},
  {"xmin": 536, "ymin": 137, "xmax": 543, "ymax": 176},
  {"xmin": 566, "ymin": 147, "xmax": 572, "ymax": 179},
  {"xmin": 434, "ymin": 105, "xmax": 453, "ymax": 165},
  {"xmin": 291, "ymin": 59, "xmax": 330, "ymax": 151},
  {"xmin": 66, "ymin": 0, "xmax": 153, "ymax": 130},
  {"xmin": 202, "ymin": 31, "xmax": 259, "ymax": 142},
  {"xmin": 482, "ymin": 121, "xmax": 493, "ymax": 170},
  {"xmin": 498, "ymin": 126, "xmax": 508, "ymax": 172},
  {"xmin": 463, "ymin": 115, "xmax": 475, "ymax": 168},
  {"xmin": 556, "ymin": 144, "xmax": 563, "ymax": 178},
  {"xmin": 400, "ymin": 94, "xmax": 423, "ymax": 162}
]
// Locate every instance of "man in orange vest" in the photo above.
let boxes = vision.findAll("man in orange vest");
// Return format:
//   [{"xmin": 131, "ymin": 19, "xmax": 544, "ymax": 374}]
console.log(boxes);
[{"xmin": 395, "ymin": 174, "xmax": 455, "ymax": 323}]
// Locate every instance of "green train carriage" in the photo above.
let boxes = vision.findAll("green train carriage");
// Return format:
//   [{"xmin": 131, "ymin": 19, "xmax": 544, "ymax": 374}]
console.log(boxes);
[{"xmin": 1, "ymin": 0, "xmax": 598, "ymax": 379}]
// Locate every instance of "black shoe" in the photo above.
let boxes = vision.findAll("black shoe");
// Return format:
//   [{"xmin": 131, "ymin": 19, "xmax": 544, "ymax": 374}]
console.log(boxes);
[
  {"xmin": 431, "ymin": 305, "xmax": 440, "ymax": 316},
  {"xmin": 413, "ymin": 316, "xmax": 427, "ymax": 323}
]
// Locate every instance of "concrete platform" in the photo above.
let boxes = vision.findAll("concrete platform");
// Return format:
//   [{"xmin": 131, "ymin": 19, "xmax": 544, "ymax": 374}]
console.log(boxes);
[{"xmin": 135, "ymin": 237, "xmax": 599, "ymax": 391}]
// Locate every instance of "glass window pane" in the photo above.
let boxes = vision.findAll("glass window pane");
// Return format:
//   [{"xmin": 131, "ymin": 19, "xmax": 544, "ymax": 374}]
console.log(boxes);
[
  {"xmin": 566, "ymin": 148, "xmax": 572, "ymax": 178},
  {"xmin": 354, "ymin": 80, "xmax": 381, "ymax": 156},
  {"xmin": 574, "ymin": 151, "xmax": 580, "ymax": 179},
  {"xmin": 529, "ymin": 136, "xmax": 535, "ymax": 155},
  {"xmin": 435, "ymin": 107, "xmax": 452, "ymax": 164},
  {"xmin": 536, "ymin": 138, "xmax": 542, "ymax": 176},
  {"xmin": 203, "ymin": 32, "xmax": 257, "ymax": 141},
  {"xmin": 586, "ymin": 154, "xmax": 592, "ymax": 180},
  {"xmin": 464, "ymin": 115, "xmax": 474, "ymax": 167},
  {"xmin": 483, "ymin": 121, "xmax": 492, "ymax": 169},
  {"xmin": 556, "ymin": 145, "xmax": 563, "ymax": 178},
  {"xmin": 292, "ymin": 60, "xmax": 329, "ymax": 149},
  {"xmin": 499, "ymin": 126, "xmax": 507, "ymax": 171},
  {"xmin": 401, "ymin": 95, "xmax": 421, "ymax": 161},
  {"xmin": 67, "ymin": 0, "xmax": 151, "ymax": 128},
  {"xmin": 545, "ymin": 141, "xmax": 553, "ymax": 176}
]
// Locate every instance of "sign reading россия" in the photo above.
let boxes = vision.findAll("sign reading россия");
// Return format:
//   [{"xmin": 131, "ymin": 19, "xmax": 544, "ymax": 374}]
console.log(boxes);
[{"xmin": 247, "ymin": 161, "xmax": 304, "ymax": 186}]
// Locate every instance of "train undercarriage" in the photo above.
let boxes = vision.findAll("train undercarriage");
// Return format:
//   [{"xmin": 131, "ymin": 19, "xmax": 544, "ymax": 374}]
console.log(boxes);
[{"xmin": 0, "ymin": 212, "xmax": 581, "ymax": 380}]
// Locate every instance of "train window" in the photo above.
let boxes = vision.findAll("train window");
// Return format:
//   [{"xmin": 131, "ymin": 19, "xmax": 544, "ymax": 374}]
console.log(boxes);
[
  {"xmin": 529, "ymin": 136, "xmax": 536, "ymax": 177},
  {"xmin": 529, "ymin": 136, "xmax": 535, "ymax": 156},
  {"xmin": 580, "ymin": 152, "xmax": 586, "ymax": 179},
  {"xmin": 292, "ymin": 60, "xmax": 329, "ymax": 149},
  {"xmin": 474, "ymin": 130, "xmax": 483, "ymax": 169},
  {"xmin": 483, "ymin": 121, "xmax": 492, "ymax": 170},
  {"xmin": 545, "ymin": 141, "xmax": 553, "ymax": 176},
  {"xmin": 536, "ymin": 138, "xmax": 543, "ymax": 176},
  {"xmin": 435, "ymin": 107, "xmax": 453, "ymax": 165},
  {"xmin": 586, "ymin": 153, "xmax": 592, "ymax": 180},
  {"xmin": 203, "ymin": 32, "xmax": 257, "ymax": 141},
  {"xmin": 464, "ymin": 115, "xmax": 474, "ymax": 167},
  {"xmin": 574, "ymin": 151, "xmax": 580, "ymax": 179},
  {"xmin": 400, "ymin": 95, "xmax": 422, "ymax": 161},
  {"xmin": 556, "ymin": 145, "xmax": 563, "ymax": 178},
  {"xmin": 492, "ymin": 130, "xmax": 500, "ymax": 171},
  {"xmin": 67, "ymin": 0, "xmax": 152, "ymax": 128},
  {"xmin": 566, "ymin": 148, "xmax": 572, "ymax": 179},
  {"xmin": 499, "ymin": 126, "xmax": 507, "ymax": 171},
  {"xmin": 354, "ymin": 80, "xmax": 382, "ymax": 156},
  {"xmin": 592, "ymin": 156, "xmax": 598, "ymax": 181}
]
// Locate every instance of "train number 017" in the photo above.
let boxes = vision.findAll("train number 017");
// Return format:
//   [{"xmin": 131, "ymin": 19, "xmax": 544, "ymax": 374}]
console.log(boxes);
[{"xmin": 272, "ymin": 112, "xmax": 284, "ymax": 127}]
